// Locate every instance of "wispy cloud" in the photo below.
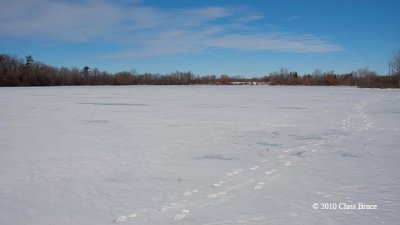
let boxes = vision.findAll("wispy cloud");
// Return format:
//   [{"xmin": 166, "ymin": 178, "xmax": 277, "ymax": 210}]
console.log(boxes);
[
  {"xmin": 0, "ymin": 0, "xmax": 342, "ymax": 56},
  {"xmin": 0, "ymin": 0, "xmax": 125, "ymax": 42},
  {"xmin": 207, "ymin": 33, "xmax": 342, "ymax": 53}
]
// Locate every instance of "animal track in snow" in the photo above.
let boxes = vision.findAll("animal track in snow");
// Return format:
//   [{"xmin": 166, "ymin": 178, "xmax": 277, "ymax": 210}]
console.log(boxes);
[
  {"xmin": 207, "ymin": 192, "xmax": 227, "ymax": 199},
  {"xmin": 114, "ymin": 216, "xmax": 128, "ymax": 223},
  {"xmin": 265, "ymin": 169, "xmax": 277, "ymax": 175},
  {"xmin": 183, "ymin": 191, "xmax": 192, "ymax": 197},
  {"xmin": 160, "ymin": 201, "xmax": 186, "ymax": 213},
  {"xmin": 213, "ymin": 181, "xmax": 225, "ymax": 187},
  {"xmin": 226, "ymin": 169, "xmax": 243, "ymax": 177},
  {"xmin": 113, "ymin": 213, "xmax": 137, "ymax": 223},
  {"xmin": 174, "ymin": 209, "xmax": 190, "ymax": 221},
  {"xmin": 250, "ymin": 165, "xmax": 259, "ymax": 171},
  {"xmin": 254, "ymin": 182, "xmax": 265, "ymax": 190},
  {"xmin": 183, "ymin": 189, "xmax": 199, "ymax": 197}
]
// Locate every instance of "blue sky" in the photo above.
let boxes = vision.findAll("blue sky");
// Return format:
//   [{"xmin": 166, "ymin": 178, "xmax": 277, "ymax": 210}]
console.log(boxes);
[{"xmin": 1, "ymin": 0, "xmax": 399, "ymax": 76}]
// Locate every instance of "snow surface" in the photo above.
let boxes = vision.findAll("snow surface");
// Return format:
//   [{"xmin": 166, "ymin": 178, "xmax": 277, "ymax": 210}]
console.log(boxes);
[{"xmin": 0, "ymin": 86, "xmax": 399, "ymax": 225}]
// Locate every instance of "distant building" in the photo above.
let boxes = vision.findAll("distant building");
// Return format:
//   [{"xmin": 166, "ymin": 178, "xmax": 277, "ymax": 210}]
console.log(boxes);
[{"xmin": 229, "ymin": 81, "xmax": 272, "ymax": 85}]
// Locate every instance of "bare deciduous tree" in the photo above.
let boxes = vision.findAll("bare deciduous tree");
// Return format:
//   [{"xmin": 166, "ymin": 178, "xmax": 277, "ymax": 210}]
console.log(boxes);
[
  {"xmin": 82, "ymin": 66, "xmax": 90, "ymax": 85},
  {"xmin": 389, "ymin": 50, "xmax": 400, "ymax": 87}
]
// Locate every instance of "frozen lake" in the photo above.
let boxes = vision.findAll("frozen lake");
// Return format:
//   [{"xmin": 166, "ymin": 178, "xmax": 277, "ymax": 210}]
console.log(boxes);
[{"xmin": 0, "ymin": 86, "xmax": 399, "ymax": 225}]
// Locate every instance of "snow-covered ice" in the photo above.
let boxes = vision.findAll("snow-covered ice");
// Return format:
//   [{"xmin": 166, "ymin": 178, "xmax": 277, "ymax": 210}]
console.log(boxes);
[{"xmin": 0, "ymin": 86, "xmax": 399, "ymax": 225}]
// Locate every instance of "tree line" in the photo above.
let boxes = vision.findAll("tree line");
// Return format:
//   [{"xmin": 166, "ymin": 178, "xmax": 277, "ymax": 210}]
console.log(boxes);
[{"xmin": 1, "ymin": 53, "xmax": 399, "ymax": 88}]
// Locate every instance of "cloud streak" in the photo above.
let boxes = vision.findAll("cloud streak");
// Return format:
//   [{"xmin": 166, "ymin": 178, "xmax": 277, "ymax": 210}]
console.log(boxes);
[
  {"xmin": 0, "ymin": 0, "xmax": 342, "ymax": 56},
  {"xmin": 207, "ymin": 33, "xmax": 342, "ymax": 53}
]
